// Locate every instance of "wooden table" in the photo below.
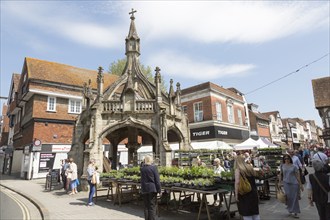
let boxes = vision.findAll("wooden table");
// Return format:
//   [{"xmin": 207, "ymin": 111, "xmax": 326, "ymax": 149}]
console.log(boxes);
[
  {"xmin": 171, "ymin": 186, "xmax": 229, "ymax": 220},
  {"xmin": 111, "ymin": 180, "xmax": 141, "ymax": 206}
]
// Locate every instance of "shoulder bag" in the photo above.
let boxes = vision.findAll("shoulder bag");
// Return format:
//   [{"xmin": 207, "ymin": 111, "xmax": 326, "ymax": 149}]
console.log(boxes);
[
  {"xmin": 91, "ymin": 173, "xmax": 97, "ymax": 184},
  {"xmin": 238, "ymin": 173, "xmax": 252, "ymax": 195}
]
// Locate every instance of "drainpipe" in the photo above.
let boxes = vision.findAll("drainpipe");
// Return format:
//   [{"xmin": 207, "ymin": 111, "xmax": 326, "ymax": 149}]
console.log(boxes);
[{"xmin": 242, "ymin": 95, "xmax": 251, "ymax": 137}]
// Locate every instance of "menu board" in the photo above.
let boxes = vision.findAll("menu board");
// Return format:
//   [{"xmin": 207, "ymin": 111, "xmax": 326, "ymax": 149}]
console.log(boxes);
[{"xmin": 39, "ymin": 153, "xmax": 56, "ymax": 173}]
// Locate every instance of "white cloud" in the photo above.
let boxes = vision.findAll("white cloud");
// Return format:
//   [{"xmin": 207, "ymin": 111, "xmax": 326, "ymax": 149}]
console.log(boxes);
[
  {"xmin": 2, "ymin": 1, "xmax": 124, "ymax": 48},
  {"xmin": 146, "ymin": 51, "xmax": 256, "ymax": 80},
  {"xmin": 132, "ymin": 1, "xmax": 329, "ymax": 44},
  {"xmin": 3, "ymin": 1, "xmax": 328, "ymax": 48}
]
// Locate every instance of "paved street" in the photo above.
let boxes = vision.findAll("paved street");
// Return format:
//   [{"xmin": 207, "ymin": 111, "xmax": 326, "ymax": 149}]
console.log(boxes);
[{"xmin": 0, "ymin": 169, "xmax": 319, "ymax": 220}]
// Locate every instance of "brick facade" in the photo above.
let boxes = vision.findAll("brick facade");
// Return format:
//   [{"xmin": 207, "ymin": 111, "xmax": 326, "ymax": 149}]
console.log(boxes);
[{"xmin": 181, "ymin": 82, "xmax": 249, "ymax": 145}]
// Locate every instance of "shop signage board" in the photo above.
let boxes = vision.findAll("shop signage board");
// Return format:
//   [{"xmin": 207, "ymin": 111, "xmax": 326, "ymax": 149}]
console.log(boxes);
[
  {"xmin": 190, "ymin": 126, "xmax": 249, "ymax": 140},
  {"xmin": 39, "ymin": 153, "xmax": 56, "ymax": 173}
]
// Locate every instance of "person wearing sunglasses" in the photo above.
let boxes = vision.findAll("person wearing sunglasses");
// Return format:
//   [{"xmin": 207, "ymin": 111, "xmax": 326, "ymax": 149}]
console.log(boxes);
[{"xmin": 279, "ymin": 155, "xmax": 304, "ymax": 218}]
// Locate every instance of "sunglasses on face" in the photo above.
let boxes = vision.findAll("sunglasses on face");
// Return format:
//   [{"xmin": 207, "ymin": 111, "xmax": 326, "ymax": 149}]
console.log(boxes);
[{"xmin": 284, "ymin": 158, "xmax": 290, "ymax": 160}]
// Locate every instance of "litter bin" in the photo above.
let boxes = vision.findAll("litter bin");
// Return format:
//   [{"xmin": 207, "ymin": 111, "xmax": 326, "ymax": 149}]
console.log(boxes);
[{"xmin": 24, "ymin": 171, "xmax": 28, "ymax": 180}]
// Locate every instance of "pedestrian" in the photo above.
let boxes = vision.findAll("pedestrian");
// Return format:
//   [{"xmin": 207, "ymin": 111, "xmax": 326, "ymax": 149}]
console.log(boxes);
[
  {"xmin": 224, "ymin": 155, "xmax": 232, "ymax": 171},
  {"xmin": 87, "ymin": 159, "xmax": 97, "ymax": 206},
  {"xmin": 307, "ymin": 159, "xmax": 330, "ymax": 220},
  {"xmin": 234, "ymin": 155, "xmax": 260, "ymax": 220},
  {"xmin": 213, "ymin": 158, "xmax": 225, "ymax": 206},
  {"xmin": 259, "ymin": 156, "xmax": 271, "ymax": 199},
  {"xmin": 303, "ymin": 147, "xmax": 310, "ymax": 166},
  {"xmin": 140, "ymin": 155, "xmax": 161, "ymax": 220},
  {"xmin": 67, "ymin": 157, "xmax": 78, "ymax": 195},
  {"xmin": 197, "ymin": 156, "xmax": 206, "ymax": 167},
  {"xmin": 60, "ymin": 159, "xmax": 69, "ymax": 190},
  {"xmin": 279, "ymin": 155, "xmax": 304, "ymax": 218},
  {"xmin": 289, "ymin": 150, "xmax": 305, "ymax": 184},
  {"xmin": 313, "ymin": 146, "xmax": 330, "ymax": 173}
]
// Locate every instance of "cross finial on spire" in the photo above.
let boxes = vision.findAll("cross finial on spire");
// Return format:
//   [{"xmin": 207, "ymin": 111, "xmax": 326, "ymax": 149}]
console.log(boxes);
[{"xmin": 129, "ymin": 8, "xmax": 137, "ymax": 20}]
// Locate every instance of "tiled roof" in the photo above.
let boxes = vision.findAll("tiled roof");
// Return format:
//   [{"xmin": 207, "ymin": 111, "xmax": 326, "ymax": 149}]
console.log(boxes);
[
  {"xmin": 25, "ymin": 57, "xmax": 118, "ymax": 91},
  {"xmin": 181, "ymin": 81, "xmax": 244, "ymax": 101},
  {"xmin": 252, "ymin": 111, "xmax": 270, "ymax": 121},
  {"xmin": 262, "ymin": 111, "xmax": 279, "ymax": 118}
]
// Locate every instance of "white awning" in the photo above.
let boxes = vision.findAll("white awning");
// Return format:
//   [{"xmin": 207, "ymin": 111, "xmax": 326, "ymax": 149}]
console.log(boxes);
[
  {"xmin": 257, "ymin": 137, "xmax": 279, "ymax": 148},
  {"xmin": 233, "ymin": 138, "xmax": 259, "ymax": 150},
  {"xmin": 191, "ymin": 141, "xmax": 232, "ymax": 150}
]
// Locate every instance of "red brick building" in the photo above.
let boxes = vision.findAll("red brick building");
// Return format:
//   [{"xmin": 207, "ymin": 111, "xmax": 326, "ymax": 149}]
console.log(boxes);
[
  {"xmin": 7, "ymin": 57, "xmax": 117, "ymax": 178},
  {"xmin": 248, "ymin": 103, "xmax": 271, "ymax": 140},
  {"xmin": 181, "ymin": 82, "xmax": 250, "ymax": 146}
]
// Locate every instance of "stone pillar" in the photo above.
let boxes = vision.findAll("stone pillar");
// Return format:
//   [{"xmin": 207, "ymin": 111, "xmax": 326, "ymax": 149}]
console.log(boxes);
[
  {"xmin": 127, "ymin": 144, "xmax": 138, "ymax": 166},
  {"xmin": 112, "ymin": 145, "xmax": 118, "ymax": 170}
]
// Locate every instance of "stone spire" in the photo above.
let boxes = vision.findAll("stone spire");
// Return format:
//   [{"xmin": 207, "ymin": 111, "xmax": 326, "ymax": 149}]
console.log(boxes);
[{"xmin": 125, "ymin": 8, "xmax": 140, "ymax": 57}]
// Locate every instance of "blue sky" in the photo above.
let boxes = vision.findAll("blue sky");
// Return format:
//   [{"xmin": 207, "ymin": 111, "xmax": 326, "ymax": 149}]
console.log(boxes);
[{"xmin": 1, "ymin": 1, "xmax": 329, "ymax": 126}]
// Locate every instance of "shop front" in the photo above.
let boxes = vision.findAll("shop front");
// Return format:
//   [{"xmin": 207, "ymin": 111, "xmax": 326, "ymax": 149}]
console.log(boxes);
[{"xmin": 21, "ymin": 142, "xmax": 71, "ymax": 180}]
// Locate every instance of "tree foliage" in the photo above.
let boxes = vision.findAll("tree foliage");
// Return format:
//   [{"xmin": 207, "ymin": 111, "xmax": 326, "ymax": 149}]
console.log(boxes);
[{"xmin": 108, "ymin": 58, "xmax": 167, "ymax": 92}]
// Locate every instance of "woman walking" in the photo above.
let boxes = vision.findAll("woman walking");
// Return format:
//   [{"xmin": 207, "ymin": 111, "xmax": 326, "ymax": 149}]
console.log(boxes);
[
  {"xmin": 307, "ymin": 159, "xmax": 330, "ymax": 220},
  {"xmin": 234, "ymin": 155, "xmax": 260, "ymax": 220},
  {"xmin": 87, "ymin": 159, "xmax": 97, "ymax": 206},
  {"xmin": 279, "ymin": 155, "xmax": 304, "ymax": 218}
]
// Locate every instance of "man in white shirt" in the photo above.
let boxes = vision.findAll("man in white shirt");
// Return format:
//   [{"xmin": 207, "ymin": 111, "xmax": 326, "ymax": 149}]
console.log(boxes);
[{"xmin": 313, "ymin": 147, "xmax": 329, "ymax": 164}]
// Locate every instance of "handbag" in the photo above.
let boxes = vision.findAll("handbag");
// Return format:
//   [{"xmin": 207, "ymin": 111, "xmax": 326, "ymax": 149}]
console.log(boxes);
[
  {"xmin": 67, "ymin": 172, "xmax": 72, "ymax": 179},
  {"xmin": 91, "ymin": 173, "xmax": 97, "ymax": 184},
  {"xmin": 304, "ymin": 168, "xmax": 309, "ymax": 176},
  {"xmin": 276, "ymin": 185, "xmax": 287, "ymax": 204},
  {"xmin": 238, "ymin": 173, "xmax": 252, "ymax": 195},
  {"xmin": 299, "ymin": 168, "xmax": 306, "ymax": 184}
]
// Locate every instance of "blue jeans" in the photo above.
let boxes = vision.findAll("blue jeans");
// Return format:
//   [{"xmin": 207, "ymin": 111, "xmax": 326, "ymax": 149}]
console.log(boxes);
[{"xmin": 88, "ymin": 180, "xmax": 96, "ymax": 204}]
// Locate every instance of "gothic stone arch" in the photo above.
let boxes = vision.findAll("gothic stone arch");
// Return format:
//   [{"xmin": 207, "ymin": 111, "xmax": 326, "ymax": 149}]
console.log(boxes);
[{"xmin": 69, "ymin": 11, "xmax": 191, "ymax": 185}]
